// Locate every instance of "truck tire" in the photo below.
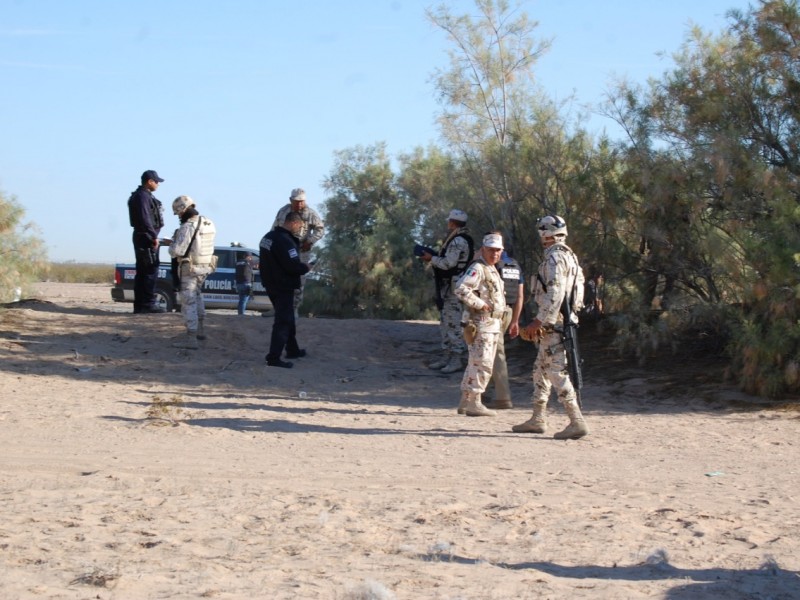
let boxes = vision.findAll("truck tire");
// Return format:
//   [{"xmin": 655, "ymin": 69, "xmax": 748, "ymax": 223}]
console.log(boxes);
[{"xmin": 154, "ymin": 287, "xmax": 176, "ymax": 312}]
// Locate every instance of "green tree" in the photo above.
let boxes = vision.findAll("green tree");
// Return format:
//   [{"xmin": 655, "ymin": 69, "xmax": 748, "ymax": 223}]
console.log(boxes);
[
  {"xmin": 308, "ymin": 144, "xmax": 434, "ymax": 319},
  {"xmin": 0, "ymin": 188, "xmax": 48, "ymax": 302},
  {"xmin": 427, "ymin": 0, "xmax": 613, "ymax": 291},
  {"xmin": 396, "ymin": 145, "xmax": 475, "ymax": 250},
  {"xmin": 427, "ymin": 0, "xmax": 555, "ymax": 259},
  {"xmin": 604, "ymin": 0, "xmax": 800, "ymax": 395}
]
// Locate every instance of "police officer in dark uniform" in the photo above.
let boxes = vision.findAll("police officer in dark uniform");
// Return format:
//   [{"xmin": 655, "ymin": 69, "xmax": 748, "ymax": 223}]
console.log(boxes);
[
  {"xmin": 259, "ymin": 212, "xmax": 310, "ymax": 368},
  {"xmin": 128, "ymin": 169, "xmax": 167, "ymax": 314},
  {"xmin": 485, "ymin": 245, "xmax": 524, "ymax": 409}
]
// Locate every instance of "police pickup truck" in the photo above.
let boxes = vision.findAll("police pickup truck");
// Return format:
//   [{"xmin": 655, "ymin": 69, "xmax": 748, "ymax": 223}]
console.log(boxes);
[{"xmin": 111, "ymin": 243, "xmax": 272, "ymax": 313}]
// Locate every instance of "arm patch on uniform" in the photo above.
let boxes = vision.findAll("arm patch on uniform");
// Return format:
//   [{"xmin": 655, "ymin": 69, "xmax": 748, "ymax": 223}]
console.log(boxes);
[
  {"xmin": 288, "ymin": 248, "xmax": 299, "ymax": 259},
  {"xmin": 465, "ymin": 267, "xmax": 479, "ymax": 279}
]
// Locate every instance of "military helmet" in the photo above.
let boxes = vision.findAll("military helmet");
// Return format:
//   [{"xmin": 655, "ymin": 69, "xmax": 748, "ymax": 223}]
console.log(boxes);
[
  {"xmin": 172, "ymin": 195, "xmax": 195, "ymax": 215},
  {"xmin": 537, "ymin": 215, "xmax": 568, "ymax": 239}
]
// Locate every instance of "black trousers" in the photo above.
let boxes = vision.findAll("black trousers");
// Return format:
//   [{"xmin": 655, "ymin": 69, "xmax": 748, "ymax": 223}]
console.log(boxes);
[
  {"xmin": 133, "ymin": 232, "xmax": 159, "ymax": 310},
  {"xmin": 266, "ymin": 289, "xmax": 300, "ymax": 360}
]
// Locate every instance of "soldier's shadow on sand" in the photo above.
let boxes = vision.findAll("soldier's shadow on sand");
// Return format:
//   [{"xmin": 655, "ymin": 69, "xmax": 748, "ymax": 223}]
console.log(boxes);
[
  {"xmin": 1, "ymin": 299, "xmax": 772, "ymax": 415},
  {"xmin": 101, "ymin": 413, "xmax": 510, "ymax": 438},
  {"xmin": 2, "ymin": 299, "xmax": 116, "ymax": 317},
  {"xmin": 418, "ymin": 554, "xmax": 798, "ymax": 599}
]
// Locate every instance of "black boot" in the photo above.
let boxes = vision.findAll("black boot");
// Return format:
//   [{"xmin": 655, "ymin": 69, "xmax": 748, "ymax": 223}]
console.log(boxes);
[{"xmin": 266, "ymin": 356, "xmax": 293, "ymax": 369}]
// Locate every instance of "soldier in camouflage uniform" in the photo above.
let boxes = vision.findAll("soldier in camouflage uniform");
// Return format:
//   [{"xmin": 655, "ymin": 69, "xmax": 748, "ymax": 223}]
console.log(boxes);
[
  {"xmin": 485, "ymin": 247, "xmax": 524, "ymax": 409},
  {"xmin": 454, "ymin": 233, "xmax": 507, "ymax": 416},
  {"xmin": 272, "ymin": 188, "xmax": 325, "ymax": 313},
  {"xmin": 513, "ymin": 215, "xmax": 589, "ymax": 439},
  {"xmin": 167, "ymin": 196, "xmax": 217, "ymax": 350},
  {"xmin": 420, "ymin": 209, "xmax": 474, "ymax": 374}
]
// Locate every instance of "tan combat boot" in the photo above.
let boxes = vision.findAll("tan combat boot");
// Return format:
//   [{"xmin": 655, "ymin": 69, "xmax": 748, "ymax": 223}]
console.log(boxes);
[
  {"xmin": 465, "ymin": 393, "xmax": 496, "ymax": 417},
  {"xmin": 553, "ymin": 400, "xmax": 589, "ymax": 439},
  {"xmin": 429, "ymin": 352, "xmax": 450, "ymax": 370},
  {"xmin": 512, "ymin": 402, "xmax": 547, "ymax": 433},
  {"xmin": 172, "ymin": 331, "xmax": 199, "ymax": 350},
  {"xmin": 440, "ymin": 353, "xmax": 465, "ymax": 374},
  {"xmin": 457, "ymin": 391, "xmax": 468, "ymax": 415},
  {"xmin": 196, "ymin": 319, "xmax": 206, "ymax": 341}
]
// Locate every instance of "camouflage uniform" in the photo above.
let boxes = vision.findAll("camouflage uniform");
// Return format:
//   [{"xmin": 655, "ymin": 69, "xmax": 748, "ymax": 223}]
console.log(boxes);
[
  {"xmin": 524, "ymin": 241, "xmax": 587, "ymax": 434},
  {"xmin": 430, "ymin": 228, "xmax": 472, "ymax": 360},
  {"xmin": 272, "ymin": 203, "xmax": 325, "ymax": 310},
  {"xmin": 169, "ymin": 214, "xmax": 217, "ymax": 335},
  {"xmin": 455, "ymin": 258, "xmax": 506, "ymax": 414}
]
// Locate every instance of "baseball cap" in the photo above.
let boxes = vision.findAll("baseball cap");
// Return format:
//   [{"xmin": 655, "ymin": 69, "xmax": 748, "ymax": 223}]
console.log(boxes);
[
  {"xmin": 482, "ymin": 233, "xmax": 503, "ymax": 249},
  {"xmin": 290, "ymin": 188, "xmax": 306, "ymax": 201},
  {"xmin": 448, "ymin": 209, "xmax": 468, "ymax": 222},
  {"xmin": 141, "ymin": 170, "xmax": 164, "ymax": 183}
]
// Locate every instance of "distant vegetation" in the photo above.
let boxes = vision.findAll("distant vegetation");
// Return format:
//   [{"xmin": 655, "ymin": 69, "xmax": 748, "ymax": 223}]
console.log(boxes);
[
  {"xmin": 45, "ymin": 262, "xmax": 114, "ymax": 284},
  {"xmin": 0, "ymin": 189, "xmax": 48, "ymax": 301}
]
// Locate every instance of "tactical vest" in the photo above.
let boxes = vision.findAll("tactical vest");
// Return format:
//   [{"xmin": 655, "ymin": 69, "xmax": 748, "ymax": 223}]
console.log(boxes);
[
  {"xmin": 190, "ymin": 216, "xmax": 216, "ymax": 265},
  {"xmin": 534, "ymin": 243, "xmax": 584, "ymax": 318},
  {"xmin": 153, "ymin": 197, "xmax": 164, "ymax": 230},
  {"xmin": 497, "ymin": 258, "xmax": 521, "ymax": 307},
  {"xmin": 435, "ymin": 231, "xmax": 474, "ymax": 279}
]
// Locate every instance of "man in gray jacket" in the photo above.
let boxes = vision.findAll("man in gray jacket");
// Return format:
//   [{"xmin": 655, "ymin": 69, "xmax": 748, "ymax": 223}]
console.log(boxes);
[{"xmin": 272, "ymin": 188, "xmax": 324, "ymax": 314}]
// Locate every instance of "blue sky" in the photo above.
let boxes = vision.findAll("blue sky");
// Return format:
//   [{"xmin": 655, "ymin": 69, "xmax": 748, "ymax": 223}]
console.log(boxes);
[{"xmin": 0, "ymin": 0, "xmax": 750, "ymax": 263}]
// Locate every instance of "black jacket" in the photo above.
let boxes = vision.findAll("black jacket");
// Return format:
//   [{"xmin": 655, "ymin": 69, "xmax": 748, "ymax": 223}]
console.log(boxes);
[
  {"xmin": 128, "ymin": 186, "xmax": 164, "ymax": 243},
  {"xmin": 259, "ymin": 226, "xmax": 310, "ymax": 292},
  {"xmin": 235, "ymin": 259, "xmax": 253, "ymax": 284}
]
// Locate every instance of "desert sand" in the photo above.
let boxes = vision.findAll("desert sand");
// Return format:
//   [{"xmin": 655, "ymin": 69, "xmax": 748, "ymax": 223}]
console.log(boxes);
[{"xmin": 0, "ymin": 282, "xmax": 798, "ymax": 599}]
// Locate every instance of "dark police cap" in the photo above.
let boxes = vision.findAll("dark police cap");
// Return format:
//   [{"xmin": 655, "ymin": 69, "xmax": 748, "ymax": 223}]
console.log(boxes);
[{"xmin": 141, "ymin": 170, "xmax": 165, "ymax": 183}]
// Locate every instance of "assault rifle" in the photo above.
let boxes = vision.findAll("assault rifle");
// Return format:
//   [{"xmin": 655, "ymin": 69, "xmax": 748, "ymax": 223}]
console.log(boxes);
[
  {"xmin": 413, "ymin": 243, "xmax": 445, "ymax": 310},
  {"xmin": 560, "ymin": 294, "xmax": 584, "ymax": 408}
]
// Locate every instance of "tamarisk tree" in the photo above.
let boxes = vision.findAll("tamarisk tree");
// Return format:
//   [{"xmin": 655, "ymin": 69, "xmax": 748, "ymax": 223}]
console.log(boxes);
[{"xmin": 0, "ymin": 188, "xmax": 47, "ymax": 302}]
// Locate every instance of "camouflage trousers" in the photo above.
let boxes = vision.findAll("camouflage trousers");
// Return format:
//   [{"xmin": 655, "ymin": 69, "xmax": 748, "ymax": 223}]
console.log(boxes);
[
  {"xmin": 178, "ymin": 273, "xmax": 207, "ymax": 333},
  {"xmin": 439, "ymin": 294, "xmax": 466, "ymax": 355},
  {"xmin": 532, "ymin": 331, "xmax": 578, "ymax": 409},
  {"xmin": 460, "ymin": 325, "xmax": 500, "ymax": 395}
]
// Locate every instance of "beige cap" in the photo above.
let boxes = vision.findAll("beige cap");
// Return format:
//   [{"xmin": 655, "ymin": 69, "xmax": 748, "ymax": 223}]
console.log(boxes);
[
  {"xmin": 482, "ymin": 233, "xmax": 503, "ymax": 249},
  {"xmin": 448, "ymin": 209, "xmax": 468, "ymax": 222}
]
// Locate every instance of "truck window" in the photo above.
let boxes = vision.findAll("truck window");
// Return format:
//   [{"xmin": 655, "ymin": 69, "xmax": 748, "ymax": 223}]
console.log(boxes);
[{"xmin": 213, "ymin": 249, "xmax": 234, "ymax": 270}]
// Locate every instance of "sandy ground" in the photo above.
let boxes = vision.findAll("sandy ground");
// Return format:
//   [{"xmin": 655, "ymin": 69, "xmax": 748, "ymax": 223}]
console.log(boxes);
[{"xmin": 0, "ymin": 282, "xmax": 798, "ymax": 599}]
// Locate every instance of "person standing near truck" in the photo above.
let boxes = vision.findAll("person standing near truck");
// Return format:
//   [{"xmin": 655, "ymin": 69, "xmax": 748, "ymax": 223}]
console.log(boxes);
[
  {"xmin": 167, "ymin": 195, "xmax": 217, "ymax": 350},
  {"xmin": 128, "ymin": 169, "xmax": 167, "ymax": 314},
  {"xmin": 235, "ymin": 254, "xmax": 254, "ymax": 315}
]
